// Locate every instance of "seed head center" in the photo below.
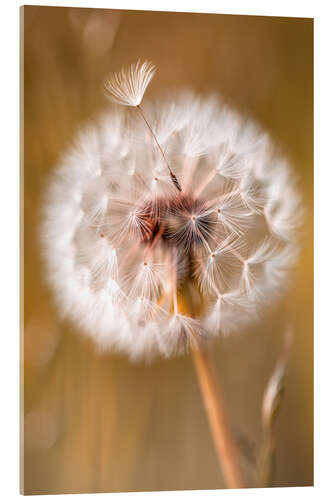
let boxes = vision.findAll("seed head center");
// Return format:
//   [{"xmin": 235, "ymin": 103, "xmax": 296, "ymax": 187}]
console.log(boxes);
[{"xmin": 135, "ymin": 192, "xmax": 217, "ymax": 253}]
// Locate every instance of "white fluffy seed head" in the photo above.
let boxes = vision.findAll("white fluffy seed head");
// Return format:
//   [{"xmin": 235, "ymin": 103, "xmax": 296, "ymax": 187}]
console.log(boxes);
[{"xmin": 41, "ymin": 68, "xmax": 302, "ymax": 361}]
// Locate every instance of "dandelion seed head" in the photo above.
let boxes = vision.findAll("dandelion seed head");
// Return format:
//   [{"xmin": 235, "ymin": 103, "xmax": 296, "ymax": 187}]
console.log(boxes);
[{"xmin": 41, "ymin": 63, "xmax": 302, "ymax": 361}]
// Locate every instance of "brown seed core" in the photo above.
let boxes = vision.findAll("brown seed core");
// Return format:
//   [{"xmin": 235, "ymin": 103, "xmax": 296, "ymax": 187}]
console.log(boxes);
[{"xmin": 135, "ymin": 192, "xmax": 217, "ymax": 252}]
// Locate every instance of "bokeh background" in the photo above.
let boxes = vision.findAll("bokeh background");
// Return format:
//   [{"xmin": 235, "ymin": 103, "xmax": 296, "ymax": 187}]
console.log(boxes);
[{"xmin": 22, "ymin": 6, "xmax": 313, "ymax": 494}]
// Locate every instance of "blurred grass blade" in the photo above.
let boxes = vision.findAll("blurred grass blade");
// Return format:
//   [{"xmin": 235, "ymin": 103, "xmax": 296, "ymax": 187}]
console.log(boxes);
[{"xmin": 256, "ymin": 325, "xmax": 294, "ymax": 487}]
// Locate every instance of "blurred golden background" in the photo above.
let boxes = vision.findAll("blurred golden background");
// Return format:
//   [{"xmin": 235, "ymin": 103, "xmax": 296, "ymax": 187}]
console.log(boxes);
[{"xmin": 22, "ymin": 6, "xmax": 313, "ymax": 494}]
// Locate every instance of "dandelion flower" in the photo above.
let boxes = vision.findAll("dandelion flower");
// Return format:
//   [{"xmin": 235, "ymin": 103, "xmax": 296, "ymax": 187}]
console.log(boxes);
[{"xmin": 41, "ymin": 61, "xmax": 301, "ymax": 361}]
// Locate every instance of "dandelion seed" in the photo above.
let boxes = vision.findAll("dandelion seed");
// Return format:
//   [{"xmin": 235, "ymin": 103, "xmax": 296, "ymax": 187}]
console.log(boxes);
[
  {"xmin": 215, "ymin": 191, "xmax": 253, "ymax": 236},
  {"xmin": 104, "ymin": 60, "xmax": 156, "ymax": 107}
]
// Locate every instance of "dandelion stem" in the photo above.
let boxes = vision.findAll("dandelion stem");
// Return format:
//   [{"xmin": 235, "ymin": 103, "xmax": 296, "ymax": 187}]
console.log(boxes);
[
  {"xmin": 193, "ymin": 167, "xmax": 217, "ymax": 199},
  {"xmin": 191, "ymin": 341, "xmax": 246, "ymax": 488},
  {"xmin": 136, "ymin": 105, "xmax": 182, "ymax": 191}
]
